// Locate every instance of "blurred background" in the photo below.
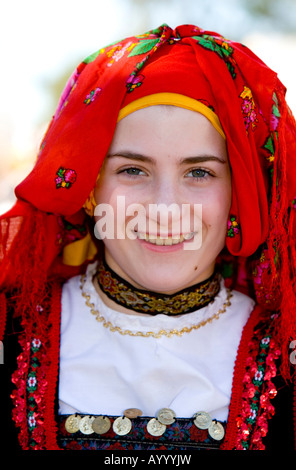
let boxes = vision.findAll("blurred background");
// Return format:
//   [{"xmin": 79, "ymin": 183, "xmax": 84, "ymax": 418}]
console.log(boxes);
[{"xmin": 1, "ymin": 0, "xmax": 296, "ymax": 214}]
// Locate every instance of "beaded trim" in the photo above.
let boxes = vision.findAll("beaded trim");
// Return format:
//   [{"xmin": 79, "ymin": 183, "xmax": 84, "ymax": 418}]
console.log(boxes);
[
  {"xmin": 10, "ymin": 283, "xmax": 61, "ymax": 450},
  {"xmin": 96, "ymin": 258, "xmax": 221, "ymax": 315},
  {"xmin": 221, "ymin": 308, "xmax": 281, "ymax": 450}
]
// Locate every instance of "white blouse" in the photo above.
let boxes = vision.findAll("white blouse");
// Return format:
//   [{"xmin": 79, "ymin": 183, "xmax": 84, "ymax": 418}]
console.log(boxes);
[{"xmin": 58, "ymin": 262, "xmax": 255, "ymax": 422}]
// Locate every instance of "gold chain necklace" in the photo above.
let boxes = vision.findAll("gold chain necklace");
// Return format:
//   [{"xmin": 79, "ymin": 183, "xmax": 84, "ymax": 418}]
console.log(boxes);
[{"xmin": 80, "ymin": 274, "xmax": 233, "ymax": 339}]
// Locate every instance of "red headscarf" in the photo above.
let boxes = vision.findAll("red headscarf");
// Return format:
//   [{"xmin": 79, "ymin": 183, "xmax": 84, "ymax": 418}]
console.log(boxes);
[{"xmin": 1, "ymin": 24, "xmax": 296, "ymax": 377}]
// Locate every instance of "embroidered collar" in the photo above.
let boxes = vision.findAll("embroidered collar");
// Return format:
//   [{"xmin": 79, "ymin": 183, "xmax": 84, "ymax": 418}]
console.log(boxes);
[{"xmin": 95, "ymin": 258, "xmax": 221, "ymax": 316}]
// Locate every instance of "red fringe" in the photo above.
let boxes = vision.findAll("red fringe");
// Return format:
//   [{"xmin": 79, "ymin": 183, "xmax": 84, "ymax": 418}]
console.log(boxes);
[{"xmin": 265, "ymin": 89, "xmax": 296, "ymax": 382}]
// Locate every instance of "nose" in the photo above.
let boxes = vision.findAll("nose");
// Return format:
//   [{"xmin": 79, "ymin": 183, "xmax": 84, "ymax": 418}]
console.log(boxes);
[
  {"xmin": 151, "ymin": 174, "xmax": 180, "ymax": 206},
  {"xmin": 147, "ymin": 178, "xmax": 183, "ymax": 236}
]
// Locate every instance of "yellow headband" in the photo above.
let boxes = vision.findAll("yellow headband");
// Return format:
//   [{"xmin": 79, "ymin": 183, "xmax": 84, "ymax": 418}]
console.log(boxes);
[{"xmin": 117, "ymin": 92, "xmax": 226, "ymax": 139}]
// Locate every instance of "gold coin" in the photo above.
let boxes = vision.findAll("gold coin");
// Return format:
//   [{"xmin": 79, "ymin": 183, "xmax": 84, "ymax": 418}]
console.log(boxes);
[
  {"xmin": 124, "ymin": 408, "xmax": 143, "ymax": 419},
  {"xmin": 65, "ymin": 414, "xmax": 81, "ymax": 434},
  {"xmin": 157, "ymin": 408, "xmax": 176, "ymax": 425},
  {"xmin": 208, "ymin": 421, "xmax": 225, "ymax": 441},
  {"xmin": 92, "ymin": 416, "xmax": 111, "ymax": 435},
  {"xmin": 79, "ymin": 415, "xmax": 95, "ymax": 435},
  {"xmin": 193, "ymin": 411, "xmax": 212, "ymax": 430},
  {"xmin": 113, "ymin": 417, "xmax": 132, "ymax": 436},
  {"xmin": 147, "ymin": 418, "xmax": 166, "ymax": 436}
]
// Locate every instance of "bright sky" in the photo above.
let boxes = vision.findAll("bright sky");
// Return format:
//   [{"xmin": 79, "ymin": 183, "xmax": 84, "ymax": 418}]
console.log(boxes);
[{"xmin": 0, "ymin": 0, "xmax": 130, "ymax": 159}]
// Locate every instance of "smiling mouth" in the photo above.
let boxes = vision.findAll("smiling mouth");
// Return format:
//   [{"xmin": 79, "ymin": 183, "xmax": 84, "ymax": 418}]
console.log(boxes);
[{"xmin": 135, "ymin": 232, "xmax": 196, "ymax": 246}]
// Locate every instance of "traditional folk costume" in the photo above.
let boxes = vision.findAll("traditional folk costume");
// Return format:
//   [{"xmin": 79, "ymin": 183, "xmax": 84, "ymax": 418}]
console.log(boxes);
[{"xmin": 1, "ymin": 24, "xmax": 296, "ymax": 451}]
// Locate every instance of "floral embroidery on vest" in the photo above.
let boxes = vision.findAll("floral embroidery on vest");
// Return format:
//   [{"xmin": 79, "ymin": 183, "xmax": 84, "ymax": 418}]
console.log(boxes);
[
  {"xmin": 11, "ymin": 284, "xmax": 61, "ymax": 450},
  {"xmin": 11, "ymin": 334, "xmax": 48, "ymax": 449},
  {"xmin": 10, "ymin": 285, "xmax": 281, "ymax": 450},
  {"xmin": 234, "ymin": 315, "xmax": 281, "ymax": 450}
]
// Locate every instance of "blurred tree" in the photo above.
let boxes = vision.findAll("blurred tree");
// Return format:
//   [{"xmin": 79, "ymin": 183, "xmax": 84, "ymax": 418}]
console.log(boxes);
[
  {"xmin": 128, "ymin": 0, "xmax": 296, "ymax": 34},
  {"xmin": 241, "ymin": 0, "xmax": 296, "ymax": 32}
]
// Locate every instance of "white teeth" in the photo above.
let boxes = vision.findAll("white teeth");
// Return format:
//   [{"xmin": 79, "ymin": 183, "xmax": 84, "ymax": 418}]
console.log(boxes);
[{"xmin": 136, "ymin": 233, "xmax": 195, "ymax": 245}]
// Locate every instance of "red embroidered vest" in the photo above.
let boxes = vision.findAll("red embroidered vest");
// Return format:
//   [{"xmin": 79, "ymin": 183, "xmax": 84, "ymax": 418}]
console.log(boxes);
[{"xmin": 3, "ymin": 284, "xmax": 295, "ymax": 450}]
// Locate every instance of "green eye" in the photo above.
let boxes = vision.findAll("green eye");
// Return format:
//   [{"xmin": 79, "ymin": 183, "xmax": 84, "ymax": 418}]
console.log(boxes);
[
  {"xmin": 187, "ymin": 169, "xmax": 209, "ymax": 178},
  {"xmin": 126, "ymin": 168, "xmax": 142, "ymax": 175},
  {"xmin": 120, "ymin": 167, "xmax": 145, "ymax": 176}
]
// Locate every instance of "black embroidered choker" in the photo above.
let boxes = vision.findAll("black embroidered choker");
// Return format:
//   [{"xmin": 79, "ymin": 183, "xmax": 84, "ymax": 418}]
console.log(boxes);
[{"xmin": 95, "ymin": 258, "xmax": 221, "ymax": 316}]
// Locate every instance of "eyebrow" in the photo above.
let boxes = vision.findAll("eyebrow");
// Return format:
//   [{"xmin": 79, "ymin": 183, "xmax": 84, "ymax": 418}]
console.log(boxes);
[{"xmin": 107, "ymin": 152, "xmax": 226, "ymax": 164}]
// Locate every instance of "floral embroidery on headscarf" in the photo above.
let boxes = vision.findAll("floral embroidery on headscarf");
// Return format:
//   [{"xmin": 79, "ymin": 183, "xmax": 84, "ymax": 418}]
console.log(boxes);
[
  {"xmin": 263, "ymin": 92, "xmax": 281, "ymax": 170},
  {"xmin": 84, "ymin": 87, "xmax": 102, "ymax": 105},
  {"xmin": 55, "ymin": 68, "xmax": 80, "ymax": 119},
  {"xmin": 193, "ymin": 35, "xmax": 236, "ymax": 79},
  {"xmin": 263, "ymin": 134, "xmax": 276, "ymax": 164},
  {"xmin": 107, "ymin": 41, "xmax": 136, "ymax": 66},
  {"xmin": 126, "ymin": 72, "xmax": 145, "ymax": 93},
  {"xmin": 240, "ymin": 86, "xmax": 258, "ymax": 132},
  {"xmin": 127, "ymin": 37, "xmax": 160, "ymax": 57},
  {"xmin": 55, "ymin": 167, "xmax": 77, "ymax": 189},
  {"xmin": 227, "ymin": 215, "xmax": 240, "ymax": 237},
  {"xmin": 270, "ymin": 92, "xmax": 281, "ymax": 131}
]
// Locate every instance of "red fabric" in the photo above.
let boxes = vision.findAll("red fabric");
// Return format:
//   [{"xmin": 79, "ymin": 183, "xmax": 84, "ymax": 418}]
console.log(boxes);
[
  {"xmin": 1, "ymin": 23, "xmax": 296, "ymax": 378},
  {"xmin": 12, "ymin": 24, "xmax": 296, "ymax": 257}
]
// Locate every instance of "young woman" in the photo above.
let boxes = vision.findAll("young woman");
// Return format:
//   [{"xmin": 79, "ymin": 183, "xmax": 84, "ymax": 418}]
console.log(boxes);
[{"xmin": 1, "ymin": 23, "xmax": 296, "ymax": 451}]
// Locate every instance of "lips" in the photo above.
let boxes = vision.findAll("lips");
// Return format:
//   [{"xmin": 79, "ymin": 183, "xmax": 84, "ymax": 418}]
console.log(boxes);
[{"xmin": 135, "ymin": 232, "xmax": 195, "ymax": 246}]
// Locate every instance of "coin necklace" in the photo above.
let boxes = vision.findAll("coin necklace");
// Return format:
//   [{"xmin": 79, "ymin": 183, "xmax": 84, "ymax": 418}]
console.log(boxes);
[
  {"xmin": 64, "ymin": 407, "xmax": 225, "ymax": 441},
  {"xmin": 80, "ymin": 274, "xmax": 232, "ymax": 339}
]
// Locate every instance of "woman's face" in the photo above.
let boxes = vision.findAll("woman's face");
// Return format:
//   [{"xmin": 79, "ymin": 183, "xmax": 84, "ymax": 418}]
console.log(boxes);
[{"xmin": 94, "ymin": 105, "xmax": 231, "ymax": 294}]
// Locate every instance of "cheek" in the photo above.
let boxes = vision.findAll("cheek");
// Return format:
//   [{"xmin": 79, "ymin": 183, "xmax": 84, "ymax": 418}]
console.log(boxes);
[{"xmin": 200, "ymin": 184, "xmax": 232, "ymax": 228}]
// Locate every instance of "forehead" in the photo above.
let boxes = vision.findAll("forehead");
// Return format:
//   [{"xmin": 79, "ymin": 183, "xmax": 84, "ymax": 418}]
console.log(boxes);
[{"xmin": 108, "ymin": 105, "xmax": 227, "ymax": 160}]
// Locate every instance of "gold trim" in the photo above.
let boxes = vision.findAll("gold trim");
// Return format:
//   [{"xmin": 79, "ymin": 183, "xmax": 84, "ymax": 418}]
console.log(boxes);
[{"xmin": 81, "ymin": 274, "xmax": 232, "ymax": 338}]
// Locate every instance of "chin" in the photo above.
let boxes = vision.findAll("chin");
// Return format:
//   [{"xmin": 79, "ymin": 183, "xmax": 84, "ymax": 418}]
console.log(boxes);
[{"xmin": 128, "ymin": 268, "xmax": 197, "ymax": 294}]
